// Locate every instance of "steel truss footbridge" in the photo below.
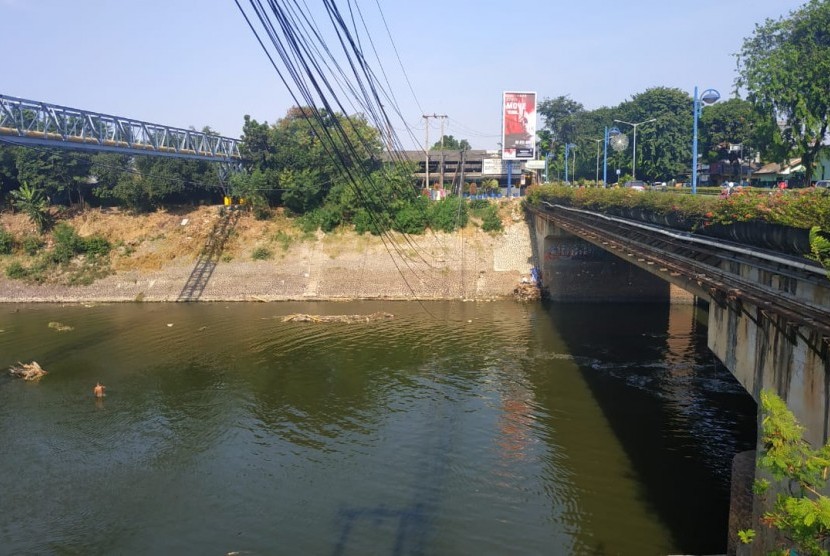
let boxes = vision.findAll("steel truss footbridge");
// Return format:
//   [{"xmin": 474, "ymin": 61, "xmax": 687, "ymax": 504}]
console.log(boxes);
[{"xmin": 0, "ymin": 93, "xmax": 242, "ymax": 163}]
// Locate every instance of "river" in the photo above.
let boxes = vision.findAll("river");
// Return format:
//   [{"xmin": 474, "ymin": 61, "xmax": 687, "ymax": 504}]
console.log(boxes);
[{"xmin": 0, "ymin": 300, "xmax": 756, "ymax": 555}]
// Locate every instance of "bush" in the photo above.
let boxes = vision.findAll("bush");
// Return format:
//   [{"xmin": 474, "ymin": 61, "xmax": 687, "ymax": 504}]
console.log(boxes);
[
  {"xmin": 21, "ymin": 235, "xmax": 44, "ymax": 256},
  {"xmin": 83, "ymin": 235, "xmax": 111, "ymax": 258},
  {"xmin": 51, "ymin": 223, "xmax": 84, "ymax": 263},
  {"xmin": 251, "ymin": 246, "xmax": 273, "ymax": 260},
  {"xmin": 428, "ymin": 196, "xmax": 468, "ymax": 232},
  {"xmin": 393, "ymin": 203, "xmax": 428, "ymax": 234},
  {"xmin": 468, "ymin": 198, "xmax": 490, "ymax": 211},
  {"xmin": 5, "ymin": 261, "xmax": 28, "ymax": 279},
  {"xmin": 481, "ymin": 205, "xmax": 503, "ymax": 232},
  {"xmin": 0, "ymin": 229, "xmax": 13, "ymax": 255}
]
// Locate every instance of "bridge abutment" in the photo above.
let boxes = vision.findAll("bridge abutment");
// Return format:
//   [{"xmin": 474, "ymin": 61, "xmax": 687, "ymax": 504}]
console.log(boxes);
[{"xmin": 533, "ymin": 216, "xmax": 670, "ymax": 302}]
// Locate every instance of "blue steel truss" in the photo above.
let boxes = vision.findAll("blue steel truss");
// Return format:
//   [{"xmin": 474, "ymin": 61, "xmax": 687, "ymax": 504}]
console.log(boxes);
[{"xmin": 0, "ymin": 94, "xmax": 241, "ymax": 162}]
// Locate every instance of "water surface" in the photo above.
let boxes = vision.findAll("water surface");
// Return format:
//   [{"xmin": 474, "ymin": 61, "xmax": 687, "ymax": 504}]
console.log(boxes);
[{"xmin": 0, "ymin": 301, "xmax": 756, "ymax": 555}]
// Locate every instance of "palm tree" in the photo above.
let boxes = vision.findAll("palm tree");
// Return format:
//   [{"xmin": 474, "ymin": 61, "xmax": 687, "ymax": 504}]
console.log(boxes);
[{"xmin": 11, "ymin": 182, "xmax": 51, "ymax": 233}]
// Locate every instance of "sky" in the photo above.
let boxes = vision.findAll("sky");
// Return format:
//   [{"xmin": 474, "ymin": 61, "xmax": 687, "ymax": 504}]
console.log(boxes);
[{"xmin": 0, "ymin": 0, "xmax": 808, "ymax": 151}]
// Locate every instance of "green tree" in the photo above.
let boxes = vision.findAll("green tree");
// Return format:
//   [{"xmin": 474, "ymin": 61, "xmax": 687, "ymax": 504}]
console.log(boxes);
[
  {"xmin": 0, "ymin": 145, "xmax": 19, "ymax": 203},
  {"xmin": 538, "ymin": 95, "xmax": 584, "ymax": 146},
  {"xmin": 240, "ymin": 107, "xmax": 384, "ymax": 216},
  {"xmin": 699, "ymin": 97, "xmax": 759, "ymax": 163},
  {"xmin": 615, "ymin": 87, "xmax": 694, "ymax": 181},
  {"xmin": 430, "ymin": 135, "xmax": 471, "ymax": 151},
  {"xmin": 737, "ymin": 0, "xmax": 830, "ymax": 185},
  {"xmin": 14, "ymin": 147, "xmax": 92, "ymax": 205}
]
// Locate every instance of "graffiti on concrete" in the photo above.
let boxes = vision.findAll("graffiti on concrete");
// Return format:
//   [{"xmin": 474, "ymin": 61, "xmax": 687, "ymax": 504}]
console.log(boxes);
[{"xmin": 544, "ymin": 239, "xmax": 604, "ymax": 261}]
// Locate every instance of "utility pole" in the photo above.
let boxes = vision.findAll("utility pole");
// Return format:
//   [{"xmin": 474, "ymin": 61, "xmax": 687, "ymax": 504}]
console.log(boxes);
[
  {"xmin": 423, "ymin": 115, "xmax": 430, "ymax": 189},
  {"xmin": 422, "ymin": 113, "xmax": 448, "ymax": 190},
  {"xmin": 439, "ymin": 114, "xmax": 447, "ymax": 188}
]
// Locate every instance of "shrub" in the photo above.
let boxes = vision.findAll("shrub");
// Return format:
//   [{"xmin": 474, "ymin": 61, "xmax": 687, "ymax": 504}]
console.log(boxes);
[
  {"xmin": 0, "ymin": 229, "xmax": 13, "ymax": 255},
  {"xmin": 739, "ymin": 390, "xmax": 830, "ymax": 554},
  {"xmin": 428, "ymin": 196, "xmax": 468, "ymax": 232},
  {"xmin": 83, "ymin": 235, "xmax": 112, "ymax": 258},
  {"xmin": 273, "ymin": 230, "xmax": 293, "ymax": 251},
  {"xmin": 21, "ymin": 235, "xmax": 44, "ymax": 256},
  {"xmin": 5, "ymin": 261, "xmax": 29, "ymax": 279},
  {"xmin": 481, "ymin": 205, "xmax": 503, "ymax": 232},
  {"xmin": 51, "ymin": 223, "xmax": 84, "ymax": 263},
  {"xmin": 251, "ymin": 246, "xmax": 273, "ymax": 260},
  {"xmin": 469, "ymin": 198, "xmax": 490, "ymax": 211},
  {"xmin": 393, "ymin": 203, "xmax": 428, "ymax": 234}
]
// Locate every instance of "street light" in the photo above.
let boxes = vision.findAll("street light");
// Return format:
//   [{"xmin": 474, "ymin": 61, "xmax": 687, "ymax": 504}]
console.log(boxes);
[
  {"xmin": 593, "ymin": 138, "xmax": 602, "ymax": 186},
  {"xmin": 603, "ymin": 127, "xmax": 621, "ymax": 188},
  {"xmin": 691, "ymin": 86, "xmax": 720, "ymax": 194},
  {"xmin": 613, "ymin": 118, "xmax": 656, "ymax": 181},
  {"xmin": 564, "ymin": 143, "xmax": 576, "ymax": 183}
]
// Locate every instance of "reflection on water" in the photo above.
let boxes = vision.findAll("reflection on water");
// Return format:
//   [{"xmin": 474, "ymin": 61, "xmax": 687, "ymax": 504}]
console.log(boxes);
[{"xmin": 0, "ymin": 301, "xmax": 755, "ymax": 555}]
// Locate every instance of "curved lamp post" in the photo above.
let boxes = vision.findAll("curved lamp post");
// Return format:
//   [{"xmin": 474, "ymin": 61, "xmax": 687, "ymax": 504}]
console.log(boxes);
[
  {"xmin": 691, "ymin": 87, "xmax": 720, "ymax": 194},
  {"xmin": 613, "ymin": 118, "xmax": 656, "ymax": 181}
]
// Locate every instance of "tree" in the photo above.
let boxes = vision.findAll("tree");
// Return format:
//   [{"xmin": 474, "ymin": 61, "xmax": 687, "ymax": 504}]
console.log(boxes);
[
  {"xmin": 0, "ymin": 145, "xmax": 19, "ymax": 202},
  {"xmin": 430, "ymin": 135, "xmax": 470, "ymax": 151},
  {"xmin": 14, "ymin": 147, "xmax": 92, "ymax": 205},
  {"xmin": 699, "ymin": 97, "xmax": 759, "ymax": 163},
  {"xmin": 737, "ymin": 0, "xmax": 830, "ymax": 185},
  {"xmin": 538, "ymin": 95, "xmax": 584, "ymax": 146},
  {"xmin": 11, "ymin": 182, "xmax": 51, "ymax": 233},
  {"xmin": 239, "ymin": 107, "xmax": 384, "ymax": 215},
  {"xmin": 616, "ymin": 87, "xmax": 694, "ymax": 181}
]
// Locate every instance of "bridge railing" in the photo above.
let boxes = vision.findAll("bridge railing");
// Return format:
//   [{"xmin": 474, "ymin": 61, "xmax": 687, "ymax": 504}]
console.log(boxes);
[{"xmin": 0, "ymin": 94, "xmax": 241, "ymax": 162}]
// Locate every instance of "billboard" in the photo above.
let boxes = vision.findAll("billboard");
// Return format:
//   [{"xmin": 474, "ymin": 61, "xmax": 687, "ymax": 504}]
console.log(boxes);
[{"xmin": 502, "ymin": 91, "xmax": 536, "ymax": 160}]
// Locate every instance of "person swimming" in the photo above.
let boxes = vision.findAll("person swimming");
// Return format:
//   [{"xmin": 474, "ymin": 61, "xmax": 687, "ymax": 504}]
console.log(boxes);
[{"xmin": 93, "ymin": 382, "xmax": 106, "ymax": 398}]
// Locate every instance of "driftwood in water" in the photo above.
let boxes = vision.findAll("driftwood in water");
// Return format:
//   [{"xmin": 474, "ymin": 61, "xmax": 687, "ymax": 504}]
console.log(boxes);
[
  {"xmin": 282, "ymin": 312, "xmax": 394, "ymax": 323},
  {"xmin": 9, "ymin": 361, "xmax": 48, "ymax": 381}
]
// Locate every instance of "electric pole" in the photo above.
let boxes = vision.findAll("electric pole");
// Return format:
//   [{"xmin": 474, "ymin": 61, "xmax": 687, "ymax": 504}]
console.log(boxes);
[{"xmin": 422, "ymin": 113, "xmax": 448, "ymax": 190}]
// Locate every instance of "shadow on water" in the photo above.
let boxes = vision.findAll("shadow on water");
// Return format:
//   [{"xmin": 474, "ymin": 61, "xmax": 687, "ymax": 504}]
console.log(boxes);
[{"xmin": 542, "ymin": 299, "xmax": 757, "ymax": 554}]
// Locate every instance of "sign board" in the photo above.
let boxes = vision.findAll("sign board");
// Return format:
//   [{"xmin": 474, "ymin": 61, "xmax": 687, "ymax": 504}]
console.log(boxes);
[
  {"xmin": 525, "ymin": 160, "xmax": 545, "ymax": 170},
  {"xmin": 482, "ymin": 159, "xmax": 521, "ymax": 175},
  {"xmin": 502, "ymin": 91, "xmax": 537, "ymax": 160}
]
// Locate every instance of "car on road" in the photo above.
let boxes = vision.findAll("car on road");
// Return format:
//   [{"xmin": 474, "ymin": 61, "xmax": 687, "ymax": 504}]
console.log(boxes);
[
  {"xmin": 623, "ymin": 180, "xmax": 646, "ymax": 191},
  {"xmin": 815, "ymin": 180, "xmax": 830, "ymax": 189}
]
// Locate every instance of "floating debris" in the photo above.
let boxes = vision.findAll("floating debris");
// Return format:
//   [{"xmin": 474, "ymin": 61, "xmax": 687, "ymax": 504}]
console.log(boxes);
[
  {"xmin": 281, "ymin": 312, "xmax": 394, "ymax": 323},
  {"xmin": 48, "ymin": 321, "xmax": 74, "ymax": 332},
  {"xmin": 9, "ymin": 361, "xmax": 48, "ymax": 381}
]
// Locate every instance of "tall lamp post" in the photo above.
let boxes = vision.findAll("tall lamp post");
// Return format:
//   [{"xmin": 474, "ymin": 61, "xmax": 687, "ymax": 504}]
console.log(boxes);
[
  {"xmin": 603, "ymin": 127, "xmax": 620, "ymax": 188},
  {"xmin": 691, "ymin": 86, "xmax": 720, "ymax": 194},
  {"xmin": 613, "ymin": 118, "xmax": 656, "ymax": 181},
  {"xmin": 564, "ymin": 143, "xmax": 576, "ymax": 183}
]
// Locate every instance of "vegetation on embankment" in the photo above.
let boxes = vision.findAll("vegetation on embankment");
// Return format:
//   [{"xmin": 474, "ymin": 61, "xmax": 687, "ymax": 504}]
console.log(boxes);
[
  {"xmin": 0, "ymin": 198, "xmax": 509, "ymax": 287},
  {"xmin": 525, "ymin": 185, "xmax": 830, "ymax": 273}
]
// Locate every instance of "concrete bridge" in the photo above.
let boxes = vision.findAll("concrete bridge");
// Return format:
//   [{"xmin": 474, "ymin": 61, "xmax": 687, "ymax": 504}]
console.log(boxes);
[{"xmin": 527, "ymin": 202, "xmax": 830, "ymax": 550}]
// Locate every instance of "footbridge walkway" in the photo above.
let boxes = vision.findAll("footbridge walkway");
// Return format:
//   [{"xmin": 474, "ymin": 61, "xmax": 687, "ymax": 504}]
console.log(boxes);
[{"xmin": 0, "ymin": 93, "xmax": 242, "ymax": 163}]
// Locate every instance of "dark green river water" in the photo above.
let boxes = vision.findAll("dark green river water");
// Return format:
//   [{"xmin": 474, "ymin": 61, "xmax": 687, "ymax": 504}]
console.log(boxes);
[{"xmin": 0, "ymin": 300, "xmax": 756, "ymax": 555}]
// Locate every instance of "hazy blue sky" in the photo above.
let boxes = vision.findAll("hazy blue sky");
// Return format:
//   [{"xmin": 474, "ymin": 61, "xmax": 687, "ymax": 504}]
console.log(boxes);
[{"xmin": 1, "ymin": 0, "xmax": 807, "ymax": 150}]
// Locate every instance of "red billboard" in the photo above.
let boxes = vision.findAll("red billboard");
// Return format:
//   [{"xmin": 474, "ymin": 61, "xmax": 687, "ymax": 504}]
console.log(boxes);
[{"xmin": 502, "ymin": 91, "xmax": 536, "ymax": 160}]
